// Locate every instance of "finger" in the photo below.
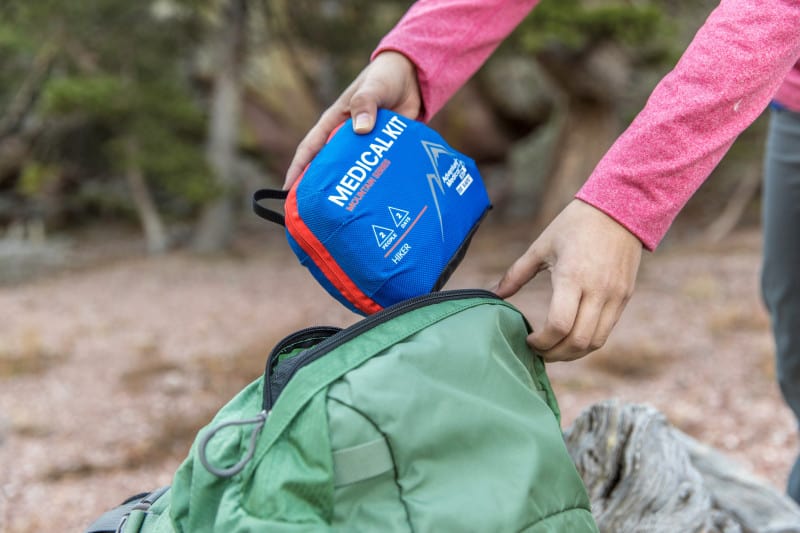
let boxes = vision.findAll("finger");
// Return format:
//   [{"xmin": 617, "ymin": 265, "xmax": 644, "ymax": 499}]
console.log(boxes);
[
  {"xmin": 493, "ymin": 245, "xmax": 547, "ymax": 298},
  {"xmin": 536, "ymin": 295, "xmax": 605, "ymax": 362},
  {"xmin": 528, "ymin": 278, "xmax": 581, "ymax": 352},
  {"xmin": 284, "ymin": 108, "xmax": 349, "ymax": 188},
  {"xmin": 589, "ymin": 298, "xmax": 625, "ymax": 352},
  {"xmin": 349, "ymin": 82, "xmax": 382, "ymax": 134},
  {"xmin": 284, "ymin": 135, "xmax": 323, "ymax": 189}
]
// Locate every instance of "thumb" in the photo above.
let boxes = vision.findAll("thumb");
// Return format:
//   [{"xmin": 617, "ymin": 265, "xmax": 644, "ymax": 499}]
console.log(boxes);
[
  {"xmin": 492, "ymin": 245, "xmax": 547, "ymax": 299},
  {"xmin": 349, "ymin": 85, "xmax": 380, "ymax": 134}
]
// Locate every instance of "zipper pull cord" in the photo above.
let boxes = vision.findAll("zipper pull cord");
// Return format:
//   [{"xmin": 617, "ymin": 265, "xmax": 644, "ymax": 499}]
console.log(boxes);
[{"xmin": 198, "ymin": 410, "xmax": 268, "ymax": 478}]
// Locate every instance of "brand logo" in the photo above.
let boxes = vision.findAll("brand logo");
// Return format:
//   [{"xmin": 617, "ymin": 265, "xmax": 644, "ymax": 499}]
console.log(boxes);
[{"xmin": 420, "ymin": 141, "xmax": 475, "ymax": 241}]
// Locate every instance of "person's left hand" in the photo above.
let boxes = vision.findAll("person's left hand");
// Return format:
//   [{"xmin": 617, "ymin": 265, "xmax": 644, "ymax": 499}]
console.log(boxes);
[{"xmin": 494, "ymin": 199, "xmax": 643, "ymax": 362}]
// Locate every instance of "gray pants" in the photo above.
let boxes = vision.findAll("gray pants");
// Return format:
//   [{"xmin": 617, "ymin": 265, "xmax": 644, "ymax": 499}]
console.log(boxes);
[{"xmin": 762, "ymin": 106, "xmax": 800, "ymax": 503}]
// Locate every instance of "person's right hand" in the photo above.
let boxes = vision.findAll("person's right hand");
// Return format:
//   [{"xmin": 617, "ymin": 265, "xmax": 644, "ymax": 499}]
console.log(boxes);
[
  {"xmin": 493, "ymin": 200, "xmax": 643, "ymax": 362},
  {"xmin": 284, "ymin": 51, "xmax": 423, "ymax": 189}
]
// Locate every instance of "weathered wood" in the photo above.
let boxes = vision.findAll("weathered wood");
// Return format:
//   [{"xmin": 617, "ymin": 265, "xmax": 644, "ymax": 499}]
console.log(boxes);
[
  {"xmin": 565, "ymin": 401, "xmax": 800, "ymax": 533},
  {"xmin": 675, "ymin": 430, "xmax": 800, "ymax": 533}
]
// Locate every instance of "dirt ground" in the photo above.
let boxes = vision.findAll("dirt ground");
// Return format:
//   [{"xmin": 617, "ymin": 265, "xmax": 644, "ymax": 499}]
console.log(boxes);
[{"xmin": 0, "ymin": 221, "xmax": 796, "ymax": 532}]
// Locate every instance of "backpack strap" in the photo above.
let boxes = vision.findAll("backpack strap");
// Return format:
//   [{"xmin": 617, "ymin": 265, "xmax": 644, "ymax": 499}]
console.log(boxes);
[
  {"xmin": 252, "ymin": 189, "xmax": 288, "ymax": 226},
  {"xmin": 83, "ymin": 486, "xmax": 169, "ymax": 533},
  {"xmin": 332, "ymin": 436, "xmax": 394, "ymax": 487}
]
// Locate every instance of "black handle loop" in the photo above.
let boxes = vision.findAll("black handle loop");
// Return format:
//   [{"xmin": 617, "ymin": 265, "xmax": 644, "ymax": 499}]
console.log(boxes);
[{"xmin": 252, "ymin": 189, "xmax": 289, "ymax": 227}]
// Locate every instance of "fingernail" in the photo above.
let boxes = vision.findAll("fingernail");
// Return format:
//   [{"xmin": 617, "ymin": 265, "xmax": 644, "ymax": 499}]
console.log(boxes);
[{"xmin": 354, "ymin": 113, "xmax": 371, "ymax": 133}]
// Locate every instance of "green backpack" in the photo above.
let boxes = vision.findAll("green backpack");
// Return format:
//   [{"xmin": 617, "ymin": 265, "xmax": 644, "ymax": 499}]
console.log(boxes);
[{"xmin": 86, "ymin": 290, "xmax": 598, "ymax": 533}]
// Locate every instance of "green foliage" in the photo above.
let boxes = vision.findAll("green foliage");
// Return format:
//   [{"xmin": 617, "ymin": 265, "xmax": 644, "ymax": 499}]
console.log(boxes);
[
  {"xmin": 0, "ymin": 2, "xmax": 54, "ymax": 53},
  {"xmin": 1, "ymin": 0, "xmax": 216, "ymax": 222},
  {"xmin": 42, "ymin": 74, "xmax": 213, "ymax": 207},
  {"xmin": 276, "ymin": 0, "xmax": 410, "ymax": 54},
  {"xmin": 266, "ymin": 0, "xmax": 413, "ymax": 94},
  {"xmin": 0, "ymin": 5, "xmax": 42, "ymax": 109},
  {"xmin": 17, "ymin": 162, "xmax": 60, "ymax": 197},
  {"xmin": 513, "ymin": 0, "xmax": 674, "ymax": 61},
  {"xmin": 0, "ymin": 24, "xmax": 31, "ymax": 50},
  {"xmin": 110, "ymin": 122, "xmax": 218, "ymax": 205},
  {"xmin": 42, "ymin": 76, "xmax": 129, "ymax": 119},
  {"xmin": 44, "ymin": 75, "xmax": 206, "ymax": 133}
]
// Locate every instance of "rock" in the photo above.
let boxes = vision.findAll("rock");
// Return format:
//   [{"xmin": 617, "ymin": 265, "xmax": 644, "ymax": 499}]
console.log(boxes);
[
  {"xmin": 0, "ymin": 232, "xmax": 69, "ymax": 284},
  {"xmin": 479, "ymin": 55, "xmax": 557, "ymax": 125}
]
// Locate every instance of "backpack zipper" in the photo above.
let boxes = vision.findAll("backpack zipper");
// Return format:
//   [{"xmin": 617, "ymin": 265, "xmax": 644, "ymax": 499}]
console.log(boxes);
[
  {"xmin": 199, "ymin": 289, "xmax": 502, "ymax": 479},
  {"xmin": 263, "ymin": 326, "xmax": 343, "ymax": 411},
  {"xmin": 265, "ymin": 326, "xmax": 344, "ymax": 367},
  {"xmin": 262, "ymin": 289, "xmax": 500, "ymax": 411}
]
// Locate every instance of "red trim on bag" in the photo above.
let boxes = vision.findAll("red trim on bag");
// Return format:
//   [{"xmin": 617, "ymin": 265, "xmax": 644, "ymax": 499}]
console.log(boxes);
[{"xmin": 284, "ymin": 129, "xmax": 382, "ymax": 315}]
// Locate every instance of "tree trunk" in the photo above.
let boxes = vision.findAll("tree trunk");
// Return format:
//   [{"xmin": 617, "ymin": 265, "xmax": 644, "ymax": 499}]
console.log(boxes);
[
  {"xmin": 193, "ymin": 0, "xmax": 248, "ymax": 253},
  {"xmin": 565, "ymin": 401, "xmax": 800, "ymax": 532},
  {"xmin": 533, "ymin": 100, "xmax": 618, "ymax": 230},
  {"xmin": 531, "ymin": 43, "xmax": 628, "ymax": 230},
  {"xmin": 0, "ymin": 45, "xmax": 56, "ymax": 140},
  {"xmin": 124, "ymin": 138, "xmax": 168, "ymax": 254}
]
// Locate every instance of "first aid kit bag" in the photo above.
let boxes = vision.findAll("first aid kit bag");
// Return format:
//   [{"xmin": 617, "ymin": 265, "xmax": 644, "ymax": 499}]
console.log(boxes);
[{"xmin": 253, "ymin": 109, "xmax": 491, "ymax": 315}]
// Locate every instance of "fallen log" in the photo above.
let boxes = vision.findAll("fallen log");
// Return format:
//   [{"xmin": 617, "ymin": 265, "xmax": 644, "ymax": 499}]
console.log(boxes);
[{"xmin": 565, "ymin": 401, "xmax": 800, "ymax": 533}]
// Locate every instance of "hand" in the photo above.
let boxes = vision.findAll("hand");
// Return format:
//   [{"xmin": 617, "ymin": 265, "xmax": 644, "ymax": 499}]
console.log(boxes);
[
  {"xmin": 284, "ymin": 51, "xmax": 423, "ymax": 189},
  {"xmin": 494, "ymin": 200, "xmax": 643, "ymax": 362}
]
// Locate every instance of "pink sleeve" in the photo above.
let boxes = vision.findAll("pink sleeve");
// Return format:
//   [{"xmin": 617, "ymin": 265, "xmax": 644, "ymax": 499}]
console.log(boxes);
[
  {"xmin": 577, "ymin": 0, "xmax": 800, "ymax": 250},
  {"xmin": 373, "ymin": 0, "xmax": 540, "ymax": 121}
]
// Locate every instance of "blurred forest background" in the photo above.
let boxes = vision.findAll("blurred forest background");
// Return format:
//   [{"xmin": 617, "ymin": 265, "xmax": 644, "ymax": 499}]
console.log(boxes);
[
  {"xmin": 1, "ymin": 1, "xmax": 789, "ymax": 532},
  {"xmin": 0, "ymin": 0, "xmax": 765, "ymax": 270}
]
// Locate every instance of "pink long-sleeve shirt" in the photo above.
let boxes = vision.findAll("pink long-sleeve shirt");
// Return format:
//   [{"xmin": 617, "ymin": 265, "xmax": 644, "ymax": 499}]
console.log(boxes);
[{"xmin": 374, "ymin": 0, "xmax": 800, "ymax": 250}]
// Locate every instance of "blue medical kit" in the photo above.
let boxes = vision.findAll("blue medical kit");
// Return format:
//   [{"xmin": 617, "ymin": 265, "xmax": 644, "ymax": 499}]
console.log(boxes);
[{"xmin": 253, "ymin": 109, "xmax": 491, "ymax": 315}]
